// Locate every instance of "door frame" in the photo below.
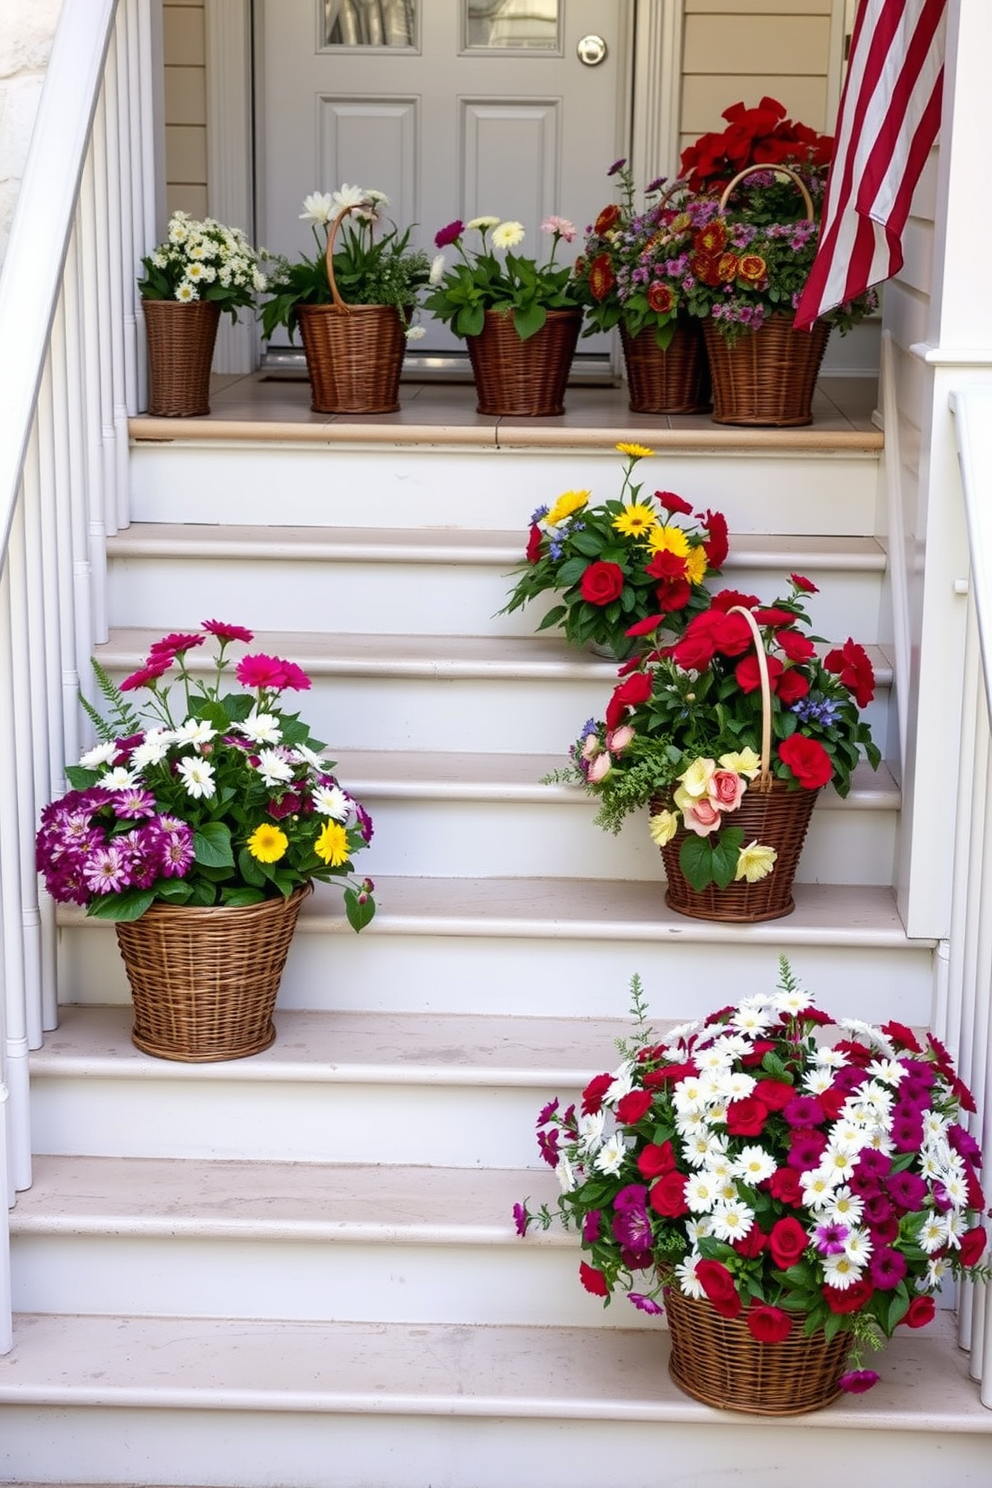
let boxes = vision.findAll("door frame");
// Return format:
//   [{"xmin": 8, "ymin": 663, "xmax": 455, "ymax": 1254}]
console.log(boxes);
[{"xmin": 204, "ymin": 1, "xmax": 686, "ymax": 373}]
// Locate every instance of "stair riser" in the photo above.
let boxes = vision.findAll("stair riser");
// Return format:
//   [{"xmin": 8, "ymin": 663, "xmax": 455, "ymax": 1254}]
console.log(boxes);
[
  {"xmin": 106, "ymin": 554, "xmax": 887, "ymax": 645},
  {"xmin": 10, "ymin": 1234, "xmax": 627, "ymax": 1330},
  {"xmin": 129, "ymin": 442, "xmax": 882, "ymax": 535},
  {"xmin": 98, "ymin": 662, "xmax": 893, "ymax": 756},
  {"xmin": 56, "ymin": 925, "xmax": 934, "ymax": 1024},
  {"xmin": 1, "ymin": 1404, "xmax": 988, "ymax": 1488},
  {"xmin": 29, "ymin": 1078, "xmax": 587, "ymax": 1166}
]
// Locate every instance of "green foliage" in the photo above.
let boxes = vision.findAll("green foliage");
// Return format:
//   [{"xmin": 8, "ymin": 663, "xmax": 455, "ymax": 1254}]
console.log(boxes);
[
  {"xmin": 424, "ymin": 218, "xmax": 584, "ymax": 341},
  {"xmin": 137, "ymin": 212, "xmax": 266, "ymax": 322}
]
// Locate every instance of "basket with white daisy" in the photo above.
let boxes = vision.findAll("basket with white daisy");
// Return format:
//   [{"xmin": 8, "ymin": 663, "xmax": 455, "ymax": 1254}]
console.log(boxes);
[
  {"xmin": 424, "ymin": 213, "xmax": 586, "ymax": 415},
  {"xmin": 137, "ymin": 210, "xmax": 269, "ymax": 417},
  {"xmin": 36, "ymin": 621, "xmax": 374, "ymax": 1061},
  {"xmin": 260, "ymin": 185, "xmax": 431, "ymax": 413},
  {"xmin": 515, "ymin": 961, "xmax": 989, "ymax": 1414}
]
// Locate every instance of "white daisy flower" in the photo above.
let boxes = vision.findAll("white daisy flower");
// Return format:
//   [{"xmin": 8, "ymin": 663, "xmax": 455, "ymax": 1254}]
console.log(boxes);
[
  {"xmin": 802, "ymin": 1068, "xmax": 834, "ymax": 1096},
  {"xmin": 79, "ymin": 741, "xmax": 119, "ymax": 769},
  {"xmin": 820, "ymin": 1148, "xmax": 858, "ymax": 1183},
  {"xmin": 772, "ymin": 988, "xmax": 813, "ymax": 1016},
  {"xmin": 825, "ymin": 1187, "xmax": 864, "ymax": 1226},
  {"xmin": 732, "ymin": 1145, "xmax": 777, "ymax": 1185},
  {"xmin": 730, "ymin": 1005, "xmax": 774, "ymax": 1037},
  {"xmin": 713, "ymin": 1069, "xmax": 757, "ymax": 1102},
  {"xmin": 313, "ymin": 784, "xmax": 351, "ymax": 820},
  {"xmin": 176, "ymin": 756, "xmax": 216, "ymax": 799},
  {"xmin": 577, "ymin": 1110, "xmax": 606, "ymax": 1153},
  {"xmin": 814, "ymin": 1048, "xmax": 850, "ymax": 1069},
  {"xmin": 800, "ymin": 1168, "xmax": 839, "ymax": 1209},
  {"xmin": 663, "ymin": 1020, "xmax": 702, "ymax": 1047},
  {"xmin": 684, "ymin": 1217, "xmax": 713, "ymax": 1246},
  {"xmin": 842, "ymin": 1227, "xmax": 873, "ymax": 1265},
  {"xmin": 254, "ymin": 748, "xmax": 295, "ymax": 787},
  {"xmin": 684, "ymin": 1171, "xmax": 721, "ymax": 1213},
  {"xmin": 675, "ymin": 1255, "xmax": 706, "ymax": 1300},
  {"xmin": 130, "ymin": 729, "xmax": 174, "ymax": 770},
  {"xmin": 593, "ymin": 1133, "xmax": 628, "ymax": 1176},
  {"xmin": 710, "ymin": 1199, "xmax": 755, "ymax": 1243},
  {"xmin": 605, "ymin": 1060, "xmax": 636, "ymax": 1107},
  {"xmin": 237, "ymin": 711, "xmax": 282, "ymax": 745},
  {"xmin": 98, "ymin": 766, "xmax": 138, "ymax": 791},
  {"xmin": 866, "ymin": 1057, "xmax": 907, "ymax": 1087},
  {"xmin": 331, "ymin": 183, "xmax": 368, "ymax": 213},
  {"xmin": 555, "ymin": 1153, "xmax": 576, "ymax": 1193},
  {"xmin": 822, "ymin": 1253, "xmax": 864, "ymax": 1289},
  {"xmin": 173, "ymin": 718, "xmax": 217, "ymax": 748},
  {"xmin": 925, "ymin": 1255, "xmax": 948, "ymax": 1288},
  {"xmin": 919, "ymin": 1214, "xmax": 950, "ymax": 1254}
]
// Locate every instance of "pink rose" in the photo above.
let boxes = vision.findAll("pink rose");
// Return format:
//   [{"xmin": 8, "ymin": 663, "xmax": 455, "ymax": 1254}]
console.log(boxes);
[
  {"xmin": 682, "ymin": 796, "xmax": 722, "ymax": 836},
  {"xmin": 607, "ymin": 725, "xmax": 634, "ymax": 753},
  {"xmin": 708, "ymin": 769, "xmax": 745, "ymax": 812},
  {"xmin": 587, "ymin": 752, "xmax": 612, "ymax": 784}
]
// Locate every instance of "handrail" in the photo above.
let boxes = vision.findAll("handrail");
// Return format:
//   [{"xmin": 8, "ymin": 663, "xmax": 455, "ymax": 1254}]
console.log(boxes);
[
  {"xmin": 948, "ymin": 386, "xmax": 992, "ymax": 1407},
  {"xmin": 0, "ymin": 0, "xmax": 119, "ymax": 560},
  {"xmin": 0, "ymin": 0, "xmax": 150, "ymax": 1355}
]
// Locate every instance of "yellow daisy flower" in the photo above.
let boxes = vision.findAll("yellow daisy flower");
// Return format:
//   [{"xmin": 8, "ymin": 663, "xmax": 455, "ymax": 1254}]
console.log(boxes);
[
  {"xmin": 315, "ymin": 820, "xmax": 350, "ymax": 868},
  {"xmin": 545, "ymin": 489, "xmax": 590, "ymax": 527},
  {"xmin": 613, "ymin": 504, "xmax": 658, "ymax": 538},
  {"xmin": 684, "ymin": 545, "xmax": 708, "ymax": 585},
  {"xmin": 647, "ymin": 524, "xmax": 690, "ymax": 557},
  {"xmin": 247, "ymin": 823, "xmax": 288, "ymax": 864},
  {"xmin": 615, "ymin": 441, "xmax": 654, "ymax": 459}
]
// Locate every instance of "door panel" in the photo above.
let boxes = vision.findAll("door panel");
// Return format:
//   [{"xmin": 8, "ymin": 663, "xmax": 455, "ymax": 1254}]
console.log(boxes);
[{"xmin": 256, "ymin": 0, "xmax": 626, "ymax": 356}]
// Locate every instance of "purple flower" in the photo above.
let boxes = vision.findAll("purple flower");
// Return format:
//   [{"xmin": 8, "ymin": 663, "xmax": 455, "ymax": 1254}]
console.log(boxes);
[
  {"xmin": 839, "ymin": 1369, "xmax": 880, "ymax": 1394},
  {"xmin": 158, "ymin": 825, "xmax": 194, "ymax": 878},
  {"xmin": 788, "ymin": 1128, "xmax": 828, "ymax": 1171},
  {"xmin": 606, "ymin": 157, "xmax": 626, "ymax": 176},
  {"xmin": 814, "ymin": 1220, "xmax": 850, "ymax": 1255},
  {"xmin": 869, "ymin": 1247, "xmax": 907, "ymax": 1291},
  {"xmin": 512, "ymin": 1202, "xmax": 529, "ymax": 1237},
  {"xmin": 82, "ymin": 844, "xmax": 133, "ymax": 895},
  {"xmin": 111, "ymin": 787, "xmax": 157, "ymax": 819},
  {"xmin": 434, "ymin": 219, "xmax": 463, "ymax": 249},
  {"xmin": 612, "ymin": 1185, "xmax": 652, "ymax": 1252},
  {"xmin": 863, "ymin": 1193, "xmax": 896, "ymax": 1227},
  {"xmin": 890, "ymin": 1114, "xmax": 924, "ymax": 1152},
  {"xmin": 885, "ymin": 1170, "xmax": 927, "ymax": 1212},
  {"xmin": 582, "ymin": 1209, "xmax": 601, "ymax": 1243},
  {"xmin": 783, "ymin": 1095, "xmax": 825, "ymax": 1128},
  {"xmin": 855, "ymin": 1149, "xmax": 892, "ymax": 1179},
  {"xmin": 536, "ymin": 1097, "xmax": 559, "ymax": 1127},
  {"xmin": 628, "ymin": 1293, "xmax": 664, "ymax": 1315},
  {"xmin": 948, "ymin": 1123, "xmax": 982, "ymax": 1164}
]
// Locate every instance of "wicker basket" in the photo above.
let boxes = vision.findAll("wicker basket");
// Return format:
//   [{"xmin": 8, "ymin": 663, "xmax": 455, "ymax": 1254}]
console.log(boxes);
[
  {"xmin": 620, "ymin": 321, "xmax": 711, "ymax": 414},
  {"xmin": 703, "ymin": 165, "xmax": 831, "ymax": 427},
  {"xmin": 652, "ymin": 605, "xmax": 820, "ymax": 922},
  {"xmin": 142, "ymin": 299, "xmax": 221, "ymax": 417},
  {"xmin": 466, "ymin": 308, "xmax": 582, "ymax": 416},
  {"xmin": 664, "ymin": 1287, "xmax": 851, "ymax": 1415},
  {"xmin": 115, "ymin": 884, "xmax": 311, "ymax": 1062},
  {"xmin": 297, "ymin": 202, "xmax": 408, "ymax": 413}
]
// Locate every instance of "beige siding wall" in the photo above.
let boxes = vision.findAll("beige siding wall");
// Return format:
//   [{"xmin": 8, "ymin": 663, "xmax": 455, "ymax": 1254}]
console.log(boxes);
[
  {"xmin": 164, "ymin": 0, "xmax": 207, "ymax": 219},
  {"xmin": 680, "ymin": 0, "xmax": 835, "ymax": 154}
]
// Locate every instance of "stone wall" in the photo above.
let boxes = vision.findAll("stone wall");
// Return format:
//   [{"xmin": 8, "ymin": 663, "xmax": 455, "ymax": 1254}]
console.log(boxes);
[{"xmin": 0, "ymin": 0, "xmax": 63, "ymax": 265}]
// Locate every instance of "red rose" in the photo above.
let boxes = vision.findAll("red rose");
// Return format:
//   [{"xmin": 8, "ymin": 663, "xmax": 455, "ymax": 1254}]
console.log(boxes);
[
  {"xmin": 711, "ymin": 588, "xmax": 760, "ymax": 612},
  {"xmin": 696, "ymin": 1259, "xmax": 741, "ymax": 1319},
  {"xmin": 581, "ymin": 1072, "xmax": 614, "ymax": 1115},
  {"xmin": 645, "ymin": 548, "xmax": 688, "ymax": 582},
  {"xmin": 726, "ymin": 1096, "xmax": 769, "ymax": 1137},
  {"xmin": 746, "ymin": 1304, "xmax": 793, "ymax": 1344},
  {"xmin": 735, "ymin": 652, "xmax": 783, "ymax": 695},
  {"xmin": 753, "ymin": 1079, "xmax": 796, "ymax": 1112},
  {"xmin": 901, "ymin": 1295, "xmax": 936, "ymax": 1329},
  {"xmin": 823, "ymin": 1279, "xmax": 874, "ymax": 1314},
  {"xmin": 637, "ymin": 1140, "xmax": 676, "ymax": 1180},
  {"xmin": 768, "ymin": 1217, "xmax": 809, "ymax": 1270},
  {"xmin": 959, "ymin": 1227, "xmax": 988, "ymax": 1268},
  {"xmin": 766, "ymin": 1166, "xmax": 803, "ymax": 1204},
  {"xmin": 824, "ymin": 637, "xmax": 875, "ymax": 708},
  {"xmin": 778, "ymin": 733, "xmax": 833, "ymax": 790},
  {"xmin": 642, "ymin": 1060, "xmax": 698, "ymax": 1088},
  {"xmin": 615, "ymin": 1089, "xmax": 653, "ymax": 1126},
  {"xmin": 649, "ymin": 1171, "xmax": 689, "ymax": 1217},
  {"xmin": 880, "ymin": 1020, "xmax": 921, "ymax": 1052},
  {"xmin": 752, "ymin": 607, "xmax": 796, "ymax": 628},
  {"xmin": 702, "ymin": 510, "xmax": 729, "ymax": 569},
  {"xmin": 579, "ymin": 1260, "xmax": 609, "ymax": 1296},
  {"xmin": 656, "ymin": 490, "xmax": 693, "ymax": 516},
  {"xmin": 733, "ymin": 1225, "xmax": 767, "ymax": 1258},
  {"xmin": 775, "ymin": 628, "xmax": 816, "ymax": 663},
  {"xmin": 776, "ymin": 669, "xmax": 811, "ymax": 705},
  {"xmin": 790, "ymin": 572, "xmax": 819, "ymax": 593},
  {"xmin": 646, "ymin": 281, "xmax": 675, "ymax": 315},
  {"xmin": 655, "ymin": 578, "xmax": 692, "ymax": 613},
  {"xmin": 605, "ymin": 670, "xmax": 653, "ymax": 730},
  {"xmin": 711, "ymin": 611, "xmax": 753, "ymax": 657},
  {"xmin": 580, "ymin": 561, "xmax": 624, "ymax": 607},
  {"xmin": 526, "ymin": 523, "xmax": 542, "ymax": 563}
]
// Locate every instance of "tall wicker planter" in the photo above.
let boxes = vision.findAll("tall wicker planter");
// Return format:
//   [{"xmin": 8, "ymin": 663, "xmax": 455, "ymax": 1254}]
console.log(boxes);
[
  {"xmin": 142, "ymin": 299, "xmax": 221, "ymax": 417},
  {"xmin": 664, "ymin": 1288, "xmax": 851, "ymax": 1415},
  {"xmin": 297, "ymin": 302, "xmax": 407, "ymax": 414},
  {"xmin": 466, "ymin": 308, "xmax": 582, "ymax": 416},
  {"xmin": 620, "ymin": 321, "xmax": 710, "ymax": 414},
  {"xmin": 115, "ymin": 884, "xmax": 311, "ymax": 1062},
  {"xmin": 703, "ymin": 314, "xmax": 831, "ymax": 427}
]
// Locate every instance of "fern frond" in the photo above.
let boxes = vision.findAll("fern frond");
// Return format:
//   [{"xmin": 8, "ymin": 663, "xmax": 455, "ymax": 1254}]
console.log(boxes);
[{"xmin": 82, "ymin": 658, "xmax": 143, "ymax": 741}]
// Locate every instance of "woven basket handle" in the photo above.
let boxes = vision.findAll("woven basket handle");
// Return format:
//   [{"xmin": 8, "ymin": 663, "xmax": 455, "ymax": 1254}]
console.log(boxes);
[
  {"xmin": 654, "ymin": 178, "xmax": 690, "ymax": 213},
  {"xmin": 718, "ymin": 163, "xmax": 815, "ymax": 223},
  {"xmin": 728, "ymin": 605, "xmax": 773, "ymax": 793},
  {"xmin": 324, "ymin": 203, "xmax": 361, "ymax": 315}
]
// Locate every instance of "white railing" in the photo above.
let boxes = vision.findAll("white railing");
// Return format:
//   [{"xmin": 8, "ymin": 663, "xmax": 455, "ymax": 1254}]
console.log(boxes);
[
  {"xmin": 947, "ymin": 387, "xmax": 992, "ymax": 1405},
  {"xmin": 0, "ymin": 0, "xmax": 153, "ymax": 1353}
]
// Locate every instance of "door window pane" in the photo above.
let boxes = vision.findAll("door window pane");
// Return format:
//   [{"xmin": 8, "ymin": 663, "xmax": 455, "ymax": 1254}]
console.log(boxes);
[
  {"xmin": 465, "ymin": 1, "xmax": 559, "ymax": 51},
  {"xmin": 324, "ymin": 1, "xmax": 417, "ymax": 48}
]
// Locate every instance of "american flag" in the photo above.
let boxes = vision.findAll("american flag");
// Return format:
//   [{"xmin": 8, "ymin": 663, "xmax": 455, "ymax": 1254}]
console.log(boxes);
[{"xmin": 793, "ymin": 0, "xmax": 947, "ymax": 330}]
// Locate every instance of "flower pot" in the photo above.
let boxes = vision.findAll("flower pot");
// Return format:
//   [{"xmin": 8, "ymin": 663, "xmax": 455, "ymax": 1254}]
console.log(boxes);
[
  {"xmin": 142, "ymin": 299, "xmax": 221, "ymax": 417},
  {"xmin": 664, "ymin": 1288, "xmax": 851, "ymax": 1415},
  {"xmin": 466, "ymin": 308, "xmax": 582, "ymax": 416},
  {"xmin": 297, "ymin": 302, "xmax": 407, "ymax": 414},
  {"xmin": 115, "ymin": 884, "xmax": 311, "ymax": 1062},
  {"xmin": 654, "ymin": 776, "xmax": 819, "ymax": 923},
  {"xmin": 703, "ymin": 315, "xmax": 831, "ymax": 427},
  {"xmin": 620, "ymin": 321, "xmax": 711, "ymax": 414}
]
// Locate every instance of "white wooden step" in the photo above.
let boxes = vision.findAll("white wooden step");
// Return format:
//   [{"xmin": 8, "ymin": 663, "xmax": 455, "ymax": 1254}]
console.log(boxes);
[
  {"xmin": 10, "ymin": 1155, "xmax": 618, "ymax": 1330},
  {"xmin": 56, "ymin": 876, "xmax": 934, "ymax": 1022},
  {"xmin": 105, "ymin": 524, "xmax": 888, "ymax": 643},
  {"xmin": 94, "ymin": 629, "xmax": 895, "ymax": 756},
  {"xmin": 0, "ymin": 1311, "xmax": 988, "ymax": 1488}
]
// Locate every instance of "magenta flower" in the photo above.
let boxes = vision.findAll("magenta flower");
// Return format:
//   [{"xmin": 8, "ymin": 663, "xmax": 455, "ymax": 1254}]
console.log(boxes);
[
  {"xmin": 814, "ymin": 1220, "xmax": 849, "ymax": 1255},
  {"xmin": 82, "ymin": 844, "xmax": 133, "ymax": 895},
  {"xmin": 119, "ymin": 656, "xmax": 173, "ymax": 692},
  {"xmin": 149, "ymin": 631, "xmax": 204, "ymax": 656},
  {"xmin": 235, "ymin": 653, "xmax": 310, "ymax": 692},
  {"xmin": 628, "ymin": 1293, "xmax": 663, "ymax": 1315},
  {"xmin": 582, "ymin": 1210, "xmax": 600, "ymax": 1243},
  {"xmin": 201, "ymin": 618, "xmax": 254, "ymax": 644},
  {"xmin": 434, "ymin": 219, "xmax": 463, "ymax": 249},
  {"xmin": 536, "ymin": 1098, "xmax": 559, "ymax": 1127},
  {"xmin": 839, "ymin": 1370, "xmax": 880, "ymax": 1394},
  {"xmin": 512, "ymin": 1203, "xmax": 529, "ymax": 1237},
  {"xmin": 869, "ymin": 1247, "xmax": 907, "ymax": 1291}
]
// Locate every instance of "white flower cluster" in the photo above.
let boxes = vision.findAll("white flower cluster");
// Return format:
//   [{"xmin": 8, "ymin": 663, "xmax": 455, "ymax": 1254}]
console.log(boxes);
[{"xmin": 148, "ymin": 211, "xmax": 267, "ymax": 303}]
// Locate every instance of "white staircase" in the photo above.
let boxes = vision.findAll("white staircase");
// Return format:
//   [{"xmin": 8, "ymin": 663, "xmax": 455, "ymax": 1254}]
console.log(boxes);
[{"xmin": 2, "ymin": 388, "xmax": 990, "ymax": 1487}]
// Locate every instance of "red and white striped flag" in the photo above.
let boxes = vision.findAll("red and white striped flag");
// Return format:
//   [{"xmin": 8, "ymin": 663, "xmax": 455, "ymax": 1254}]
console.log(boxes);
[{"xmin": 793, "ymin": 0, "xmax": 947, "ymax": 330}]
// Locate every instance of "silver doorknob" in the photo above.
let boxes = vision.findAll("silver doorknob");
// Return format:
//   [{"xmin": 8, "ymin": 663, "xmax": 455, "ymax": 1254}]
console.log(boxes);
[{"xmin": 577, "ymin": 34, "xmax": 607, "ymax": 66}]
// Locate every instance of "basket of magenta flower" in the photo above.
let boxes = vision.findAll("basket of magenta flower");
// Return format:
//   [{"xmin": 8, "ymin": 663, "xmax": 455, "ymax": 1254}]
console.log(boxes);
[
  {"xmin": 35, "ymin": 621, "xmax": 375, "ymax": 1062},
  {"xmin": 551, "ymin": 571, "xmax": 880, "ymax": 921},
  {"xmin": 516, "ymin": 961, "xmax": 989, "ymax": 1415}
]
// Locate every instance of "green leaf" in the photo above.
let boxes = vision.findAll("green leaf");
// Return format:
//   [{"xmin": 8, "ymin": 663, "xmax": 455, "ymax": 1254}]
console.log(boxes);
[
  {"xmin": 194, "ymin": 821, "xmax": 234, "ymax": 868},
  {"xmin": 513, "ymin": 301, "xmax": 547, "ymax": 340},
  {"xmin": 87, "ymin": 888, "xmax": 156, "ymax": 922},
  {"xmin": 344, "ymin": 887, "xmax": 375, "ymax": 932},
  {"xmin": 710, "ymin": 827, "xmax": 745, "ymax": 889},
  {"xmin": 65, "ymin": 765, "xmax": 100, "ymax": 790},
  {"xmin": 221, "ymin": 886, "xmax": 267, "ymax": 907},
  {"xmin": 678, "ymin": 834, "xmax": 715, "ymax": 893}
]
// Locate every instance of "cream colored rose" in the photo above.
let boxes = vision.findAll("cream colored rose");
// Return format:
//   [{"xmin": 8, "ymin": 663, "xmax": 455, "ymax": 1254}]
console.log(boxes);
[
  {"xmin": 649, "ymin": 810, "xmax": 678, "ymax": 847},
  {"xmin": 719, "ymin": 747, "xmax": 762, "ymax": 780},
  {"xmin": 676, "ymin": 756, "xmax": 717, "ymax": 799},
  {"xmin": 735, "ymin": 841, "xmax": 778, "ymax": 882}
]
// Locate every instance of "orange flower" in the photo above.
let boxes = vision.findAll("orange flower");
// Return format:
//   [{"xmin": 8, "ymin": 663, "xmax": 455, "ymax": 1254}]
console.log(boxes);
[
  {"xmin": 594, "ymin": 203, "xmax": 621, "ymax": 236},
  {"xmin": 695, "ymin": 220, "xmax": 728, "ymax": 256},
  {"xmin": 690, "ymin": 251, "xmax": 721, "ymax": 287},
  {"xmin": 717, "ymin": 251, "xmax": 740, "ymax": 283},
  {"xmin": 738, "ymin": 254, "xmax": 767, "ymax": 284},
  {"xmin": 646, "ymin": 282, "xmax": 676, "ymax": 315},
  {"xmin": 588, "ymin": 253, "xmax": 616, "ymax": 301}
]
